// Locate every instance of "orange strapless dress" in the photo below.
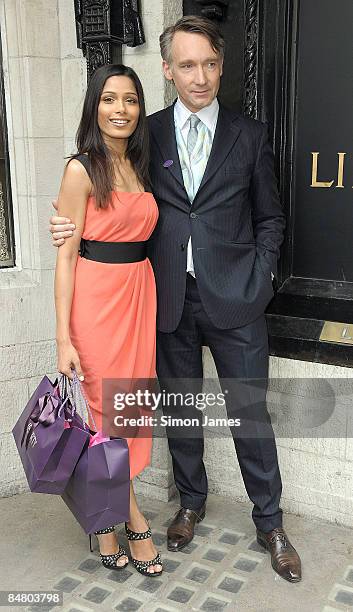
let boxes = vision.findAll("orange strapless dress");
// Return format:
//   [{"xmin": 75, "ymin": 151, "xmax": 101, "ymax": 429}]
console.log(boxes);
[{"xmin": 69, "ymin": 186, "xmax": 158, "ymax": 480}]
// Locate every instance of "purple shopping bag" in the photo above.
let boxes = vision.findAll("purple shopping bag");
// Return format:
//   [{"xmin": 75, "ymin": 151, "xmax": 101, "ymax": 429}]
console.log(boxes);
[
  {"xmin": 62, "ymin": 431, "xmax": 130, "ymax": 534},
  {"xmin": 12, "ymin": 375, "xmax": 89, "ymax": 494}
]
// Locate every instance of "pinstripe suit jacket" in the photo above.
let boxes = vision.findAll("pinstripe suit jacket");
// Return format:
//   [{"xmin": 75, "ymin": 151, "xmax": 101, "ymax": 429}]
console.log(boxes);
[{"xmin": 147, "ymin": 102, "xmax": 285, "ymax": 333}]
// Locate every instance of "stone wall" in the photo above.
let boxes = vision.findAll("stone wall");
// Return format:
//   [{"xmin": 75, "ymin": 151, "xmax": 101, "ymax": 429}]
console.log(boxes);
[{"xmin": 0, "ymin": 0, "xmax": 67, "ymax": 496}]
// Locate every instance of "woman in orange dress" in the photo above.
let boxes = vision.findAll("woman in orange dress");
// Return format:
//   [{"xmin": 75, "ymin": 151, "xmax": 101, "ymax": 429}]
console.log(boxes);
[{"xmin": 54, "ymin": 64, "xmax": 162, "ymax": 576}]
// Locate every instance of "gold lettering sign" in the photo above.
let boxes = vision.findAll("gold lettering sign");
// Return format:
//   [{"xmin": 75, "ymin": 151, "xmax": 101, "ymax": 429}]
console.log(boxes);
[
  {"xmin": 311, "ymin": 152, "xmax": 334, "ymax": 187},
  {"xmin": 320, "ymin": 321, "xmax": 353, "ymax": 345},
  {"xmin": 310, "ymin": 152, "xmax": 350, "ymax": 188},
  {"xmin": 336, "ymin": 152, "xmax": 345, "ymax": 188}
]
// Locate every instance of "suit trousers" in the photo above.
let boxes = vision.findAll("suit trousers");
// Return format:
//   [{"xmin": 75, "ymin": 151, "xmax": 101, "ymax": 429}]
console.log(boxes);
[{"xmin": 156, "ymin": 274, "xmax": 283, "ymax": 532}]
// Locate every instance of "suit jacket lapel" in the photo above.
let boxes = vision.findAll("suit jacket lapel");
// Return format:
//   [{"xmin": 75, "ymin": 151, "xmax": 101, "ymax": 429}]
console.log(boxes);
[
  {"xmin": 151, "ymin": 103, "xmax": 242, "ymax": 206},
  {"xmin": 151, "ymin": 104, "xmax": 185, "ymax": 191},
  {"xmin": 194, "ymin": 105, "xmax": 242, "ymax": 201}
]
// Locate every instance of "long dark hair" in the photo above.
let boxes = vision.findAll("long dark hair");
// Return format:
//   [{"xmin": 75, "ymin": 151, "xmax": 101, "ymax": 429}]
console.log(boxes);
[{"xmin": 73, "ymin": 64, "xmax": 150, "ymax": 209}]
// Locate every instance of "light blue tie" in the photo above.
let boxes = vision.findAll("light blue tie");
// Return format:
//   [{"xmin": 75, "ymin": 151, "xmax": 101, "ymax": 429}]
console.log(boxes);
[
  {"xmin": 187, "ymin": 115, "xmax": 201, "ymax": 158},
  {"xmin": 175, "ymin": 117, "xmax": 212, "ymax": 203}
]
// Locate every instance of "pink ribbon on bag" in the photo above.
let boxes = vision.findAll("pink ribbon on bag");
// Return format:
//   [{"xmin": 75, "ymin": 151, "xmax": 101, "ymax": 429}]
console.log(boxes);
[
  {"xmin": 89, "ymin": 431, "xmax": 110, "ymax": 448},
  {"xmin": 21, "ymin": 393, "xmax": 63, "ymax": 448}
]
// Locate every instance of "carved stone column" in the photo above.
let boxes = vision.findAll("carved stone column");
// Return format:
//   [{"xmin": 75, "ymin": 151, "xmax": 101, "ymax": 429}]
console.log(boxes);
[{"xmin": 74, "ymin": 0, "xmax": 145, "ymax": 78}]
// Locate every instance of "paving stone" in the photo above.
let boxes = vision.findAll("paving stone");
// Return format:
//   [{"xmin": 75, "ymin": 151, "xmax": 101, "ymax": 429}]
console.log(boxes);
[
  {"xmin": 106, "ymin": 568, "xmax": 134, "ymax": 583},
  {"xmin": 162, "ymin": 558, "xmax": 181, "ymax": 573},
  {"xmin": 63, "ymin": 604, "xmax": 92, "ymax": 612},
  {"xmin": 84, "ymin": 586, "xmax": 111, "ymax": 604},
  {"xmin": 78, "ymin": 558, "xmax": 102, "ymax": 573},
  {"xmin": 144, "ymin": 510, "xmax": 158, "ymax": 520},
  {"xmin": 28, "ymin": 606, "xmax": 57, "ymax": 612},
  {"xmin": 334, "ymin": 589, "xmax": 353, "ymax": 605},
  {"xmin": 178, "ymin": 542, "xmax": 198, "ymax": 554},
  {"xmin": 200, "ymin": 596, "xmax": 229, "ymax": 611},
  {"xmin": 202, "ymin": 548, "xmax": 226, "ymax": 562},
  {"xmin": 6, "ymin": 491, "xmax": 353, "ymax": 612},
  {"xmin": 345, "ymin": 568, "xmax": 353, "ymax": 582},
  {"xmin": 186, "ymin": 565, "xmax": 211, "ymax": 583},
  {"xmin": 217, "ymin": 575, "xmax": 244, "ymax": 594},
  {"xmin": 247, "ymin": 539, "xmax": 267, "ymax": 554},
  {"xmin": 163, "ymin": 517, "xmax": 174, "ymax": 527},
  {"xmin": 136, "ymin": 576, "xmax": 163, "ymax": 593},
  {"xmin": 195, "ymin": 524, "xmax": 214, "ymax": 537},
  {"xmin": 54, "ymin": 576, "xmax": 82, "ymax": 593},
  {"xmin": 218, "ymin": 531, "xmax": 241, "ymax": 545},
  {"xmin": 152, "ymin": 532, "xmax": 167, "ymax": 546},
  {"xmin": 62, "ymin": 604, "xmax": 93, "ymax": 612},
  {"xmin": 115, "ymin": 597, "xmax": 143, "ymax": 611},
  {"xmin": 167, "ymin": 585, "xmax": 195, "ymax": 604},
  {"xmin": 233, "ymin": 557, "xmax": 259, "ymax": 572}
]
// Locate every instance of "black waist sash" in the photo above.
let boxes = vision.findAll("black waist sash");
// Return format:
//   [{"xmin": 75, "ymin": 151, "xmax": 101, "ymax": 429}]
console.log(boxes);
[{"xmin": 80, "ymin": 239, "xmax": 147, "ymax": 263}]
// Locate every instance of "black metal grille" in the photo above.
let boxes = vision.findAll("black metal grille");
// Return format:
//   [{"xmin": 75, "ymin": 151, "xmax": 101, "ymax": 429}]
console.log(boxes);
[{"xmin": 84, "ymin": 7, "xmax": 106, "ymax": 34}]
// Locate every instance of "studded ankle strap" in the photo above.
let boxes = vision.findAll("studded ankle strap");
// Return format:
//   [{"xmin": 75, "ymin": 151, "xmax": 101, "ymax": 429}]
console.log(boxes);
[{"xmin": 125, "ymin": 522, "xmax": 152, "ymax": 541}]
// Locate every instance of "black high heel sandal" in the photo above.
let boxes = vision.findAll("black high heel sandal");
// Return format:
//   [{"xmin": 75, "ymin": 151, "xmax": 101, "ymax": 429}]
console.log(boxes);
[
  {"xmin": 89, "ymin": 526, "xmax": 128, "ymax": 570},
  {"xmin": 125, "ymin": 522, "xmax": 163, "ymax": 577}
]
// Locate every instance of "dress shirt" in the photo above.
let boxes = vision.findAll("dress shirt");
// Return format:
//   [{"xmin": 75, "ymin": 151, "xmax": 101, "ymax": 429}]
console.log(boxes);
[{"xmin": 174, "ymin": 97, "xmax": 219, "ymax": 276}]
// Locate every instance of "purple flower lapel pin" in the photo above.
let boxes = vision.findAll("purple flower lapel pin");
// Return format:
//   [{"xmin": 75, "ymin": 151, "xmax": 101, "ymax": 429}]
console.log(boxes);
[{"xmin": 163, "ymin": 159, "xmax": 174, "ymax": 168}]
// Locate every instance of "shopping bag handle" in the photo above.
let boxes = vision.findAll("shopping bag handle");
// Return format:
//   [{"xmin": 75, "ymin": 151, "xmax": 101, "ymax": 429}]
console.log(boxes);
[
  {"xmin": 57, "ymin": 371, "xmax": 98, "ymax": 433},
  {"xmin": 70, "ymin": 371, "xmax": 98, "ymax": 433},
  {"xmin": 57, "ymin": 375, "xmax": 78, "ymax": 421}
]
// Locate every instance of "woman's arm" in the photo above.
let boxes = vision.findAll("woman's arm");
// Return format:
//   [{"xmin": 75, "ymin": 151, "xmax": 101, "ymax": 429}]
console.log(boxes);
[{"xmin": 54, "ymin": 159, "xmax": 91, "ymax": 379}]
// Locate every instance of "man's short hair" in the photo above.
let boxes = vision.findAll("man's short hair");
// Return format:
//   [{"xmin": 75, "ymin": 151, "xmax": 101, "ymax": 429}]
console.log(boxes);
[{"xmin": 160, "ymin": 15, "xmax": 225, "ymax": 65}]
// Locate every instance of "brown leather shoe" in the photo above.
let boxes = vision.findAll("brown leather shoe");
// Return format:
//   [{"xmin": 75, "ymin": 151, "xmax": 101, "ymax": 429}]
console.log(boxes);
[
  {"xmin": 167, "ymin": 505, "xmax": 206, "ymax": 552},
  {"xmin": 257, "ymin": 527, "xmax": 301, "ymax": 583}
]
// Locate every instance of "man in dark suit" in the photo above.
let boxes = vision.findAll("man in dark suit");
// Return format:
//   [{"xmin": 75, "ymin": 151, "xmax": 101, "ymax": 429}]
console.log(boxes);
[{"xmin": 50, "ymin": 16, "xmax": 301, "ymax": 582}]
